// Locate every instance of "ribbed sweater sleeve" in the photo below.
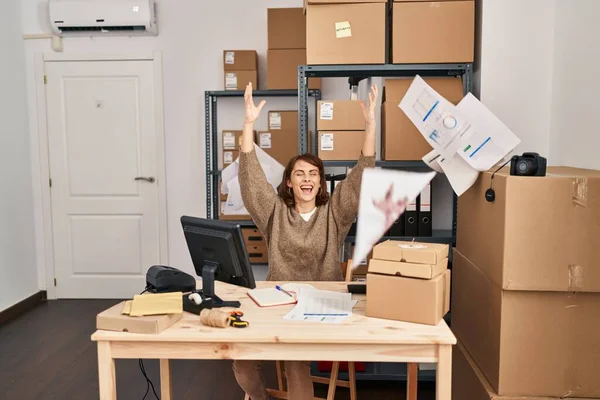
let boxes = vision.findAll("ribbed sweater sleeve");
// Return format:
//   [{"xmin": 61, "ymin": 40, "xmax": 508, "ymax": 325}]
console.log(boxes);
[
  {"xmin": 330, "ymin": 154, "xmax": 376, "ymax": 242},
  {"xmin": 238, "ymin": 148, "xmax": 278, "ymax": 237}
]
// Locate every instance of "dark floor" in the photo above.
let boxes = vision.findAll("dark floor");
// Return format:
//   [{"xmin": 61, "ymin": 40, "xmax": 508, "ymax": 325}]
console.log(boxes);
[{"xmin": 0, "ymin": 300, "xmax": 436, "ymax": 399}]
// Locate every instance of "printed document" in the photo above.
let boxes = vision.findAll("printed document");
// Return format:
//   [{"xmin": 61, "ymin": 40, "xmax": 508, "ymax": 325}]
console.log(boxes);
[
  {"xmin": 351, "ymin": 168, "xmax": 436, "ymax": 268},
  {"xmin": 283, "ymin": 288, "xmax": 357, "ymax": 324}
]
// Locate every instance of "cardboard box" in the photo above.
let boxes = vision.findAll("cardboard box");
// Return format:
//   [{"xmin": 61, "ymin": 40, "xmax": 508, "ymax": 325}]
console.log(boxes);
[
  {"xmin": 267, "ymin": 49, "xmax": 321, "ymax": 90},
  {"xmin": 222, "ymin": 130, "xmax": 243, "ymax": 150},
  {"xmin": 318, "ymin": 131, "xmax": 364, "ymax": 161},
  {"xmin": 452, "ymin": 249, "xmax": 600, "ymax": 397},
  {"xmin": 222, "ymin": 149, "xmax": 239, "ymax": 166},
  {"xmin": 306, "ymin": 3, "xmax": 387, "ymax": 65},
  {"xmin": 452, "ymin": 341, "xmax": 596, "ymax": 400},
  {"xmin": 247, "ymin": 243, "xmax": 268, "ymax": 264},
  {"xmin": 457, "ymin": 166, "xmax": 600, "ymax": 293},
  {"xmin": 382, "ymin": 77, "xmax": 463, "ymax": 160},
  {"xmin": 366, "ymin": 269, "xmax": 450, "ymax": 325},
  {"xmin": 392, "ymin": 1, "xmax": 475, "ymax": 63},
  {"xmin": 372, "ymin": 240, "xmax": 449, "ymax": 265},
  {"xmin": 268, "ymin": 110, "xmax": 298, "ymax": 131},
  {"xmin": 317, "ymin": 100, "xmax": 365, "ymax": 131},
  {"xmin": 96, "ymin": 302, "xmax": 183, "ymax": 334},
  {"xmin": 224, "ymin": 70, "xmax": 257, "ymax": 91},
  {"xmin": 257, "ymin": 130, "xmax": 298, "ymax": 166},
  {"xmin": 368, "ymin": 258, "xmax": 447, "ymax": 280},
  {"xmin": 219, "ymin": 201, "xmax": 252, "ymax": 221},
  {"xmin": 268, "ymin": 8, "xmax": 306, "ymax": 49},
  {"xmin": 242, "ymin": 228, "xmax": 266, "ymax": 245},
  {"xmin": 223, "ymin": 50, "xmax": 257, "ymax": 71}
]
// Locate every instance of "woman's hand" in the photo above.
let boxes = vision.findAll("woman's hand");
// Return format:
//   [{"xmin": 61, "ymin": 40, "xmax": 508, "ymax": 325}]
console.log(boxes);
[
  {"xmin": 244, "ymin": 82, "xmax": 266, "ymax": 124},
  {"xmin": 360, "ymin": 85, "xmax": 379, "ymax": 127}
]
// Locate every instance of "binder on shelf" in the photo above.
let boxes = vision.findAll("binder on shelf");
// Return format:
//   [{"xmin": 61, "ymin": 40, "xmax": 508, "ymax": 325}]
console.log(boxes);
[
  {"xmin": 404, "ymin": 196, "xmax": 418, "ymax": 237},
  {"xmin": 388, "ymin": 214, "xmax": 405, "ymax": 237},
  {"xmin": 418, "ymin": 183, "xmax": 432, "ymax": 237}
]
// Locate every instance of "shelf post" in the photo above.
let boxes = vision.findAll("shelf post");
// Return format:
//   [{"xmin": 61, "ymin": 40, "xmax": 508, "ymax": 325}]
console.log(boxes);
[
  {"xmin": 211, "ymin": 95, "xmax": 219, "ymax": 219},
  {"xmin": 298, "ymin": 65, "xmax": 309, "ymax": 154},
  {"xmin": 205, "ymin": 91, "xmax": 213, "ymax": 219}
]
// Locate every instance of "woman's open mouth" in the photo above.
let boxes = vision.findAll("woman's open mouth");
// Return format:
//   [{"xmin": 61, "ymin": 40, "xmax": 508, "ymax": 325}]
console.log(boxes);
[{"xmin": 300, "ymin": 185, "xmax": 313, "ymax": 195}]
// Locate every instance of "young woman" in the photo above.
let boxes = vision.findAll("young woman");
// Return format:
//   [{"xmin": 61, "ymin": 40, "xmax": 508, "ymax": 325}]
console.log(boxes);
[{"xmin": 233, "ymin": 82, "xmax": 378, "ymax": 400}]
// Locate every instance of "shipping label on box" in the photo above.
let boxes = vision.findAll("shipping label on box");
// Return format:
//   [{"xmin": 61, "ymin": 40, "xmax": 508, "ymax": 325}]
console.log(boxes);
[
  {"xmin": 222, "ymin": 130, "xmax": 243, "ymax": 150},
  {"xmin": 223, "ymin": 50, "xmax": 257, "ymax": 71},
  {"xmin": 320, "ymin": 133, "xmax": 334, "ymax": 151},
  {"xmin": 225, "ymin": 72, "xmax": 238, "ymax": 90},
  {"xmin": 269, "ymin": 113, "xmax": 282, "ymax": 130},
  {"xmin": 259, "ymin": 132, "xmax": 272, "ymax": 149},
  {"xmin": 318, "ymin": 131, "xmax": 364, "ymax": 160},
  {"xmin": 320, "ymin": 102, "xmax": 334, "ymax": 120}
]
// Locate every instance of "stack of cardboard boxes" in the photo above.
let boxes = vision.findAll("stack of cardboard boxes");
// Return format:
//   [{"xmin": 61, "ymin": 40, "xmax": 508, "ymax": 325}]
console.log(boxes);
[
  {"xmin": 452, "ymin": 167, "xmax": 600, "ymax": 399},
  {"xmin": 316, "ymin": 100, "xmax": 365, "ymax": 160},
  {"xmin": 381, "ymin": 76, "xmax": 464, "ymax": 160},
  {"xmin": 242, "ymin": 228, "xmax": 268, "ymax": 264},
  {"xmin": 258, "ymin": 111, "xmax": 299, "ymax": 166},
  {"xmin": 219, "ymin": 129, "xmax": 252, "ymax": 221},
  {"xmin": 365, "ymin": 240, "xmax": 451, "ymax": 326},
  {"xmin": 267, "ymin": 8, "xmax": 321, "ymax": 90},
  {"xmin": 305, "ymin": 0, "xmax": 474, "ymax": 65},
  {"xmin": 222, "ymin": 50, "xmax": 258, "ymax": 91}
]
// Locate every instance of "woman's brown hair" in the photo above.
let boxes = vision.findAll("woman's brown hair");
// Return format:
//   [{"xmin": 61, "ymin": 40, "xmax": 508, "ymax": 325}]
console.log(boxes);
[{"xmin": 277, "ymin": 153, "xmax": 330, "ymax": 208}]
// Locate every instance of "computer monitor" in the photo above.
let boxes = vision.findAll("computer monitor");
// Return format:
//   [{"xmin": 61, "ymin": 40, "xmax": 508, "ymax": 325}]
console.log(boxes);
[{"xmin": 180, "ymin": 216, "xmax": 256, "ymax": 309}]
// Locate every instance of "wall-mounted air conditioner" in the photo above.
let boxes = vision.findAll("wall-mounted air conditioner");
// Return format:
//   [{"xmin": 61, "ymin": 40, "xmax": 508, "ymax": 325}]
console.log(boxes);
[{"xmin": 49, "ymin": 0, "xmax": 158, "ymax": 36}]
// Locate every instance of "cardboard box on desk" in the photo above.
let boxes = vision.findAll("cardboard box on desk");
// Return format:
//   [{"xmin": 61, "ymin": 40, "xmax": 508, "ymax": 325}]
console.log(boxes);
[
  {"xmin": 366, "ymin": 269, "xmax": 450, "ymax": 325},
  {"xmin": 452, "ymin": 249, "xmax": 600, "ymax": 398},
  {"xmin": 457, "ymin": 166, "xmax": 600, "ymax": 292},
  {"xmin": 391, "ymin": 0, "xmax": 475, "ymax": 64},
  {"xmin": 306, "ymin": 1, "xmax": 387, "ymax": 65},
  {"xmin": 381, "ymin": 77, "xmax": 463, "ymax": 160},
  {"xmin": 370, "ymin": 240, "xmax": 449, "ymax": 279},
  {"xmin": 97, "ymin": 302, "xmax": 182, "ymax": 334}
]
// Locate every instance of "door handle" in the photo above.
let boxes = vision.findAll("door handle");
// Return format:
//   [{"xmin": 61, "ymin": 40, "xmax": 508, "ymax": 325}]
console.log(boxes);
[{"xmin": 134, "ymin": 176, "xmax": 155, "ymax": 183}]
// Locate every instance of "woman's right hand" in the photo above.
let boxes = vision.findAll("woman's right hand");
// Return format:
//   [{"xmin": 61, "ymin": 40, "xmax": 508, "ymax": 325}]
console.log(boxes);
[{"xmin": 244, "ymin": 82, "xmax": 266, "ymax": 124}]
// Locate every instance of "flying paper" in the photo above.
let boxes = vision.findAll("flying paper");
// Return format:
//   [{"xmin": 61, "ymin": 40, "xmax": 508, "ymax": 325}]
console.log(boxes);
[
  {"xmin": 221, "ymin": 144, "xmax": 285, "ymax": 214},
  {"xmin": 399, "ymin": 76, "xmax": 521, "ymax": 195},
  {"xmin": 352, "ymin": 168, "xmax": 436, "ymax": 268}
]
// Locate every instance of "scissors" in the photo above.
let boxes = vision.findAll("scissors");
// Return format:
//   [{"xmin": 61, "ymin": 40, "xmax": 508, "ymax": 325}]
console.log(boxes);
[{"xmin": 230, "ymin": 310, "xmax": 249, "ymax": 328}]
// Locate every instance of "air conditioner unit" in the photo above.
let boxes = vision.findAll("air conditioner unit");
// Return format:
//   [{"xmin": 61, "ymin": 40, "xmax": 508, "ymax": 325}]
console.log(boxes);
[{"xmin": 49, "ymin": 0, "xmax": 158, "ymax": 36}]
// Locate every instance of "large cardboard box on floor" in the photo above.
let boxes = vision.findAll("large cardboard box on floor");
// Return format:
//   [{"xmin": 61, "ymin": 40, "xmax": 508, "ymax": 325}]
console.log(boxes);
[
  {"xmin": 306, "ymin": 2, "xmax": 387, "ymax": 65},
  {"xmin": 267, "ymin": 49, "xmax": 321, "ymax": 90},
  {"xmin": 369, "ymin": 240, "xmax": 449, "ymax": 279},
  {"xmin": 317, "ymin": 131, "xmax": 364, "ymax": 161},
  {"xmin": 366, "ymin": 269, "xmax": 450, "ymax": 325},
  {"xmin": 97, "ymin": 302, "xmax": 182, "ymax": 334},
  {"xmin": 317, "ymin": 100, "xmax": 365, "ymax": 131},
  {"xmin": 452, "ymin": 340, "xmax": 594, "ymax": 400},
  {"xmin": 452, "ymin": 249, "xmax": 600, "ymax": 398},
  {"xmin": 392, "ymin": 0, "xmax": 475, "ymax": 63},
  {"xmin": 382, "ymin": 76, "xmax": 463, "ymax": 160},
  {"xmin": 457, "ymin": 166, "xmax": 600, "ymax": 292}
]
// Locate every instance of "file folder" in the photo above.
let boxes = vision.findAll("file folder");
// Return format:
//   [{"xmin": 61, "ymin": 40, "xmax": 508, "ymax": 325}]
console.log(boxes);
[
  {"xmin": 404, "ymin": 196, "xmax": 419, "ymax": 237},
  {"xmin": 418, "ymin": 183, "xmax": 433, "ymax": 236}
]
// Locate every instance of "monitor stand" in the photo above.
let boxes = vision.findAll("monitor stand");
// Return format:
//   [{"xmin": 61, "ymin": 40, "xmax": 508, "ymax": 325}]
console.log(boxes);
[{"xmin": 199, "ymin": 263, "xmax": 241, "ymax": 309}]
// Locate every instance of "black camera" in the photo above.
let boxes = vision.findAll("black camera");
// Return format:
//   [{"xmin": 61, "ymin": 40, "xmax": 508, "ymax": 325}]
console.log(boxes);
[{"xmin": 510, "ymin": 152, "xmax": 547, "ymax": 176}]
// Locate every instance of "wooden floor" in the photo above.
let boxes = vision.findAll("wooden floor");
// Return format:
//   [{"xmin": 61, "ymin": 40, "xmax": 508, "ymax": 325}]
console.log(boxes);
[{"xmin": 0, "ymin": 300, "xmax": 436, "ymax": 400}]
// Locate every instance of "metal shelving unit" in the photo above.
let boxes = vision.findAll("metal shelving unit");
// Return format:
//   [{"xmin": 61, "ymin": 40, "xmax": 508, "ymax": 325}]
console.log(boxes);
[
  {"xmin": 205, "ymin": 89, "xmax": 321, "ymax": 220},
  {"xmin": 298, "ymin": 63, "xmax": 474, "ymax": 241}
]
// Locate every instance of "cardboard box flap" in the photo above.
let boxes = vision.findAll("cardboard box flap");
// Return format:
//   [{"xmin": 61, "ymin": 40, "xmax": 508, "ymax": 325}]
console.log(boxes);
[
  {"xmin": 373, "ymin": 240, "xmax": 449, "ymax": 265},
  {"xmin": 368, "ymin": 258, "xmax": 447, "ymax": 280}
]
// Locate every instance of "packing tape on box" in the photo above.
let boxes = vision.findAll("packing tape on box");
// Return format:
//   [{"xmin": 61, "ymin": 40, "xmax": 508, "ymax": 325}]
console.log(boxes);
[
  {"xmin": 573, "ymin": 177, "xmax": 588, "ymax": 208},
  {"xmin": 568, "ymin": 265, "xmax": 584, "ymax": 292}
]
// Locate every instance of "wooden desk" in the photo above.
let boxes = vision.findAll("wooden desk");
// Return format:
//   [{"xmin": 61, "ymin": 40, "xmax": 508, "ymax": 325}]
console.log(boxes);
[{"xmin": 91, "ymin": 281, "xmax": 456, "ymax": 399}]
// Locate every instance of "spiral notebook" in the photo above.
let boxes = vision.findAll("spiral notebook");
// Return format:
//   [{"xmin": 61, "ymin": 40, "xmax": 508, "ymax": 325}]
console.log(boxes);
[{"xmin": 247, "ymin": 284, "xmax": 315, "ymax": 307}]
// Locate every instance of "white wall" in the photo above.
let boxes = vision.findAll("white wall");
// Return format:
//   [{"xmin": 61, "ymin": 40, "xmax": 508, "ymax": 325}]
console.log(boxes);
[
  {"xmin": 0, "ymin": 1, "xmax": 40, "ymax": 311},
  {"xmin": 479, "ymin": 0, "xmax": 556, "ymax": 160},
  {"xmin": 549, "ymin": 0, "xmax": 600, "ymax": 170}
]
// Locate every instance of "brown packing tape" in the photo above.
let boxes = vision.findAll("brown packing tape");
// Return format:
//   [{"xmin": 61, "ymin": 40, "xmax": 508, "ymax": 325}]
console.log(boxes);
[
  {"xmin": 573, "ymin": 177, "xmax": 588, "ymax": 207},
  {"xmin": 568, "ymin": 265, "xmax": 584, "ymax": 292}
]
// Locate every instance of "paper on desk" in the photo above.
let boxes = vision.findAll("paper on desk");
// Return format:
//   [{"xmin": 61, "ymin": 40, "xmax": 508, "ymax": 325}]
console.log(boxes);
[
  {"xmin": 352, "ymin": 168, "xmax": 436, "ymax": 268},
  {"xmin": 221, "ymin": 144, "xmax": 285, "ymax": 214},
  {"xmin": 283, "ymin": 288, "xmax": 357, "ymax": 324}
]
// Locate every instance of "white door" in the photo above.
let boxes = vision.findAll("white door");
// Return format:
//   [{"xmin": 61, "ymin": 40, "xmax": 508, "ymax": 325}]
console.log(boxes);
[{"xmin": 45, "ymin": 59, "xmax": 167, "ymax": 298}]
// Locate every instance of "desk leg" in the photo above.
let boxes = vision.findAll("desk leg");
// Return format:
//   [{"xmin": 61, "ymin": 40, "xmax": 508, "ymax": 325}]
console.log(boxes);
[
  {"xmin": 407, "ymin": 362, "xmax": 418, "ymax": 400},
  {"xmin": 436, "ymin": 345, "xmax": 452, "ymax": 400},
  {"xmin": 97, "ymin": 341, "xmax": 117, "ymax": 400},
  {"xmin": 160, "ymin": 359, "xmax": 172, "ymax": 400}
]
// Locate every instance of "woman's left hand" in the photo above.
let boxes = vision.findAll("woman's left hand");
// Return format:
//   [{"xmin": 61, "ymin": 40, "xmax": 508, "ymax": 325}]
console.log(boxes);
[{"xmin": 361, "ymin": 85, "xmax": 379, "ymax": 126}]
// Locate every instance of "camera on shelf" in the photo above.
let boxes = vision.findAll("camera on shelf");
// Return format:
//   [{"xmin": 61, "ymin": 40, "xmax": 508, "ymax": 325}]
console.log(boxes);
[{"xmin": 510, "ymin": 152, "xmax": 547, "ymax": 176}]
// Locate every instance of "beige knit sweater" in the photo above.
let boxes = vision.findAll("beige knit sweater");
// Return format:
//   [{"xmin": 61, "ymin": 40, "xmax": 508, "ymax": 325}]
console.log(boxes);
[{"xmin": 238, "ymin": 149, "xmax": 375, "ymax": 281}]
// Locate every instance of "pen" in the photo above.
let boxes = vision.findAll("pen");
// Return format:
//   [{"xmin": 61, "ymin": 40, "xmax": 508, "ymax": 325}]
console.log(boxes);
[{"xmin": 275, "ymin": 285, "xmax": 293, "ymax": 297}]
